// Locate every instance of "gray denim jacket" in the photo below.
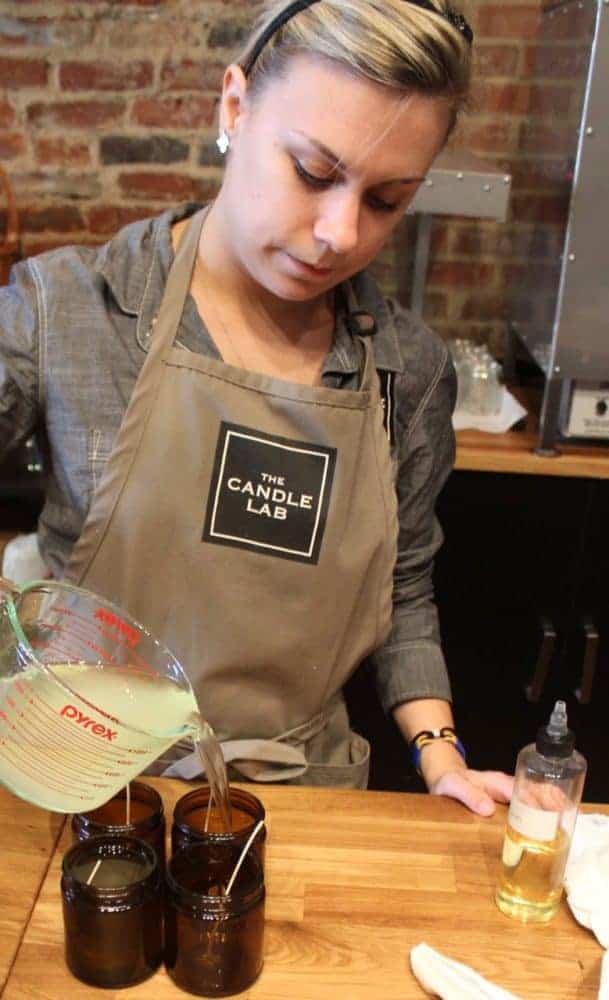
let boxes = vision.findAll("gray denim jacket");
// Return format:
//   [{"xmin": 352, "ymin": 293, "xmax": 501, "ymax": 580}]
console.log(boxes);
[{"xmin": 0, "ymin": 204, "xmax": 456, "ymax": 710}]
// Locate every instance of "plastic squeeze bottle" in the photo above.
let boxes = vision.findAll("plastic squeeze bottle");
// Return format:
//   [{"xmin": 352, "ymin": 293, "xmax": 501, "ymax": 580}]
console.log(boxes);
[{"xmin": 495, "ymin": 700, "xmax": 587, "ymax": 923}]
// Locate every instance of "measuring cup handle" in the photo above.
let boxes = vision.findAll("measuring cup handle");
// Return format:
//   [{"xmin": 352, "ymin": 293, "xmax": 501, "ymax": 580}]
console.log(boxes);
[{"xmin": 0, "ymin": 575, "xmax": 20, "ymax": 604}]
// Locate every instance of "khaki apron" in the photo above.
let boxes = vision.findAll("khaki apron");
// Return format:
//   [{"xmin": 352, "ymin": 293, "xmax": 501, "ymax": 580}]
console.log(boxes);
[{"xmin": 65, "ymin": 210, "xmax": 398, "ymax": 789}]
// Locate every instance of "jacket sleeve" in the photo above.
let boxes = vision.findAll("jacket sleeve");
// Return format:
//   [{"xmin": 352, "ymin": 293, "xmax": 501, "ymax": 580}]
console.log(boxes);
[
  {"xmin": 371, "ymin": 337, "xmax": 456, "ymax": 712},
  {"xmin": 0, "ymin": 260, "xmax": 40, "ymax": 462}
]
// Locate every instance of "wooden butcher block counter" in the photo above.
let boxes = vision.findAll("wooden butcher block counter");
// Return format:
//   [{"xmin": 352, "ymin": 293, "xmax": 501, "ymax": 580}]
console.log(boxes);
[{"xmin": 0, "ymin": 779, "xmax": 606, "ymax": 999}]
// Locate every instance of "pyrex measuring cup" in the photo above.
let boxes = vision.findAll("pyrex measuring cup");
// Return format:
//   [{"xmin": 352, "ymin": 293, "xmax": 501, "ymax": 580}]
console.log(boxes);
[{"xmin": 0, "ymin": 576, "xmax": 200, "ymax": 813}]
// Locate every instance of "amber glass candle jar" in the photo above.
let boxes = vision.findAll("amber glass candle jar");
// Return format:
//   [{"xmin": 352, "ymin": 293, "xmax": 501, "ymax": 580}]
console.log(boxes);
[
  {"xmin": 172, "ymin": 786, "xmax": 266, "ymax": 866},
  {"xmin": 164, "ymin": 842, "xmax": 265, "ymax": 996},
  {"xmin": 62, "ymin": 836, "xmax": 162, "ymax": 988},
  {"xmin": 72, "ymin": 780, "xmax": 166, "ymax": 868}
]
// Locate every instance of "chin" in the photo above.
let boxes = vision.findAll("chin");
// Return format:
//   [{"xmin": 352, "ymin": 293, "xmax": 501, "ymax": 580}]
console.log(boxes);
[{"xmin": 255, "ymin": 267, "xmax": 332, "ymax": 302}]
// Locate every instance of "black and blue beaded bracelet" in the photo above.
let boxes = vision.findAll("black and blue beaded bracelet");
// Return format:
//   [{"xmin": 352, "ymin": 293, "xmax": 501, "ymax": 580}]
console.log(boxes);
[{"xmin": 409, "ymin": 726, "xmax": 467, "ymax": 775}]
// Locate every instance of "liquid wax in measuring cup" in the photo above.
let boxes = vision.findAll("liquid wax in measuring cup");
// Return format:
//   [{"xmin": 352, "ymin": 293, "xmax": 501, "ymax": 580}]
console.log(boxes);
[{"xmin": 0, "ymin": 580, "xmax": 230, "ymax": 825}]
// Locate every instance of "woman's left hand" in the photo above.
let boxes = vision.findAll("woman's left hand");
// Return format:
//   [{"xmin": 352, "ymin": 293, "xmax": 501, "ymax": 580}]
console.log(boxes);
[{"xmin": 429, "ymin": 767, "xmax": 514, "ymax": 817}]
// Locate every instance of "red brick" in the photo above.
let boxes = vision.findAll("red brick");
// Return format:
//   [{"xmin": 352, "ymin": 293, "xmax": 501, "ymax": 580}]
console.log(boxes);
[
  {"xmin": 88, "ymin": 204, "xmax": 153, "ymax": 235},
  {"xmin": 502, "ymin": 262, "xmax": 558, "ymax": 287},
  {"xmin": 23, "ymin": 235, "xmax": 106, "ymax": 257},
  {"xmin": 59, "ymin": 61, "xmax": 154, "ymax": 92},
  {"xmin": 161, "ymin": 59, "xmax": 225, "ymax": 92},
  {"xmin": 117, "ymin": 171, "xmax": 218, "ymax": 201},
  {"xmin": 474, "ymin": 44, "xmax": 520, "ymax": 78},
  {"xmin": 473, "ymin": 82, "xmax": 530, "ymax": 115},
  {"xmin": 477, "ymin": 5, "xmax": 542, "ymax": 39},
  {"xmin": 455, "ymin": 121, "xmax": 513, "ymax": 155},
  {"xmin": 539, "ymin": 5, "xmax": 594, "ymax": 41},
  {"xmin": 518, "ymin": 122, "xmax": 572, "ymax": 156},
  {"xmin": 427, "ymin": 261, "xmax": 495, "ymax": 287},
  {"xmin": 0, "ymin": 101, "xmax": 14, "ymax": 127},
  {"xmin": 510, "ymin": 193, "xmax": 570, "ymax": 224},
  {"xmin": 508, "ymin": 159, "xmax": 569, "ymax": 192},
  {"xmin": 34, "ymin": 137, "xmax": 91, "ymax": 168},
  {"xmin": 431, "ymin": 222, "xmax": 449, "ymax": 255},
  {"xmin": 474, "ymin": 82, "xmax": 572, "ymax": 116},
  {"xmin": 0, "ymin": 57, "xmax": 48, "ymax": 88},
  {"xmin": 131, "ymin": 95, "xmax": 216, "ymax": 129},
  {"xmin": 21, "ymin": 205, "xmax": 85, "ymax": 234},
  {"xmin": 460, "ymin": 292, "xmax": 512, "ymax": 322},
  {"xmin": 27, "ymin": 100, "xmax": 125, "ymax": 129},
  {"xmin": 530, "ymin": 85, "xmax": 572, "ymax": 115},
  {"xmin": 0, "ymin": 132, "xmax": 26, "ymax": 159},
  {"xmin": 0, "ymin": 16, "xmax": 94, "ymax": 47},
  {"xmin": 452, "ymin": 223, "xmax": 515, "ymax": 258},
  {"xmin": 422, "ymin": 291, "xmax": 448, "ymax": 321},
  {"xmin": 110, "ymin": 0, "xmax": 173, "ymax": 5},
  {"xmin": 523, "ymin": 44, "xmax": 590, "ymax": 78}
]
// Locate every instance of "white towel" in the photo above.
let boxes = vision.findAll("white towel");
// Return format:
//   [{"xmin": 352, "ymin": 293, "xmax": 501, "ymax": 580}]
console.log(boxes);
[
  {"xmin": 565, "ymin": 814, "xmax": 609, "ymax": 949},
  {"xmin": 564, "ymin": 813, "xmax": 609, "ymax": 1000},
  {"xmin": 1, "ymin": 532, "xmax": 48, "ymax": 585},
  {"xmin": 410, "ymin": 943, "xmax": 522, "ymax": 1000}
]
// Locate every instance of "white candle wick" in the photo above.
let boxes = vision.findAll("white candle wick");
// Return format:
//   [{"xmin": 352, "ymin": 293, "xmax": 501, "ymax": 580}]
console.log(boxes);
[{"xmin": 224, "ymin": 821, "xmax": 264, "ymax": 897}]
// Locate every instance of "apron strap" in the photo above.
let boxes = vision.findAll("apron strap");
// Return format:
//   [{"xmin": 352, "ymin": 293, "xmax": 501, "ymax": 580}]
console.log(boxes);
[
  {"xmin": 160, "ymin": 693, "xmax": 340, "ymax": 783},
  {"xmin": 162, "ymin": 738, "xmax": 309, "ymax": 783}
]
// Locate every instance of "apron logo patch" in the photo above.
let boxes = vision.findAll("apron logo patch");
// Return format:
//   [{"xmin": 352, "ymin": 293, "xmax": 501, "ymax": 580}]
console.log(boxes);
[{"xmin": 203, "ymin": 422, "xmax": 337, "ymax": 564}]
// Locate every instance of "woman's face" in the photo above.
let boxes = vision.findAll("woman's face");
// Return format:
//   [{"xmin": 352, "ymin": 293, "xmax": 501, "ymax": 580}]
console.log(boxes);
[{"xmin": 219, "ymin": 53, "xmax": 452, "ymax": 302}]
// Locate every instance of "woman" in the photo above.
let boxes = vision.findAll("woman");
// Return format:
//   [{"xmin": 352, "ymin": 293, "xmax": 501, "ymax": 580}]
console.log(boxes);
[{"xmin": 0, "ymin": 0, "xmax": 513, "ymax": 813}]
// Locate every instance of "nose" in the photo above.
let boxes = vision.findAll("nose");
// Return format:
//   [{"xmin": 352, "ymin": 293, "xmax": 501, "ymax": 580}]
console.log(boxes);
[{"xmin": 313, "ymin": 189, "xmax": 360, "ymax": 256}]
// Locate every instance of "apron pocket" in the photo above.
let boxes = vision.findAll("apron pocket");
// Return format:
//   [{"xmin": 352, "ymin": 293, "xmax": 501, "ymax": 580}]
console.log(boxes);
[{"xmin": 291, "ymin": 730, "xmax": 370, "ymax": 790}]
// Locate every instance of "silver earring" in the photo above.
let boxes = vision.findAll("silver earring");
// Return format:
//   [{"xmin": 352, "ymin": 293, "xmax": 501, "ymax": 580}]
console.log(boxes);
[{"xmin": 216, "ymin": 130, "xmax": 230, "ymax": 155}]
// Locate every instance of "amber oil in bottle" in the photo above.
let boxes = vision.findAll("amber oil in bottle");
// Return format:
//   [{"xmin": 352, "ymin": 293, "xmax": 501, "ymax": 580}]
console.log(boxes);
[{"xmin": 495, "ymin": 700, "xmax": 586, "ymax": 923}]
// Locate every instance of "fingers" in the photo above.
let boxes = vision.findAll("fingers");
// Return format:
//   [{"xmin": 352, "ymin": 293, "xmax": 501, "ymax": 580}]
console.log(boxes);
[
  {"xmin": 429, "ymin": 769, "xmax": 515, "ymax": 817},
  {"xmin": 476, "ymin": 770, "xmax": 514, "ymax": 804},
  {"xmin": 518, "ymin": 781, "xmax": 567, "ymax": 811},
  {"xmin": 430, "ymin": 771, "xmax": 496, "ymax": 817}
]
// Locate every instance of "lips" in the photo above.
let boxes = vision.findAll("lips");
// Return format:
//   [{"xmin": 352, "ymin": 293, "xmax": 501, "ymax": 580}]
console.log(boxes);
[{"xmin": 285, "ymin": 252, "xmax": 333, "ymax": 278}]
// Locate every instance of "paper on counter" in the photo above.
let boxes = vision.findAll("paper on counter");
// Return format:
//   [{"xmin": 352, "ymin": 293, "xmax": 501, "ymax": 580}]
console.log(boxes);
[
  {"xmin": 452, "ymin": 386, "xmax": 527, "ymax": 434},
  {"xmin": 410, "ymin": 942, "xmax": 522, "ymax": 1000}
]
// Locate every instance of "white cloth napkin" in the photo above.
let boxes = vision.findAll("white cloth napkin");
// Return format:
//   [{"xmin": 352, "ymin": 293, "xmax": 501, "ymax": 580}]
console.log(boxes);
[
  {"xmin": 410, "ymin": 942, "xmax": 522, "ymax": 999},
  {"xmin": 1, "ymin": 532, "xmax": 48, "ymax": 585},
  {"xmin": 564, "ymin": 813, "xmax": 609, "ymax": 1000},
  {"xmin": 565, "ymin": 814, "xmax": 609, "ymax": 949}
]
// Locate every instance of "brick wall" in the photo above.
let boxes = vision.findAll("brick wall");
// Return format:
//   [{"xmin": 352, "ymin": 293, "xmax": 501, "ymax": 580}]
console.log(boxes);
[{"xmin": 0, "ymin": 0, "xmax": 590, "ymax": 353}]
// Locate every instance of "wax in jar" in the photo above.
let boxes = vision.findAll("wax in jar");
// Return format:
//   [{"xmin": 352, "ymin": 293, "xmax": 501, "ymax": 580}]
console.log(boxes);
[
  {"xmin": 72, "ymin": 780, "xmax": 166, "ymax": 868},
  {"xmin": 62, "ymin": 836, "xmax": 162, "ymax": 989},
  {"xmin": 164, "ymin": 843, "xmax": 265, "ymax": 997},
  {"xmin": 172, "ymin": 786, "xmax": 266, "ymax": 866}
]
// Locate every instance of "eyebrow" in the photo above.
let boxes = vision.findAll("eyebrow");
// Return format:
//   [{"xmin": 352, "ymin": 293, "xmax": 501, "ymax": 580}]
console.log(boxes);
[{"xmin": 292, "ymin": 130, "xmax": 427, "ymax": 185}]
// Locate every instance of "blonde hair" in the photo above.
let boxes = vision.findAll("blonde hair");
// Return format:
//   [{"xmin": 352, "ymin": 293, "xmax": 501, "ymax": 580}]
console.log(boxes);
[{"xmin": 238, "ymin": 0, "xmax": 471, "ymax": 123}]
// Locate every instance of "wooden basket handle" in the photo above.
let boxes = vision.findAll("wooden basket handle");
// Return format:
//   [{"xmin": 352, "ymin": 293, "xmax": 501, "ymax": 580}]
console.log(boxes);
[{"xmin": 0, "ymin": 163, "xmax": 19, "ymax": 254}]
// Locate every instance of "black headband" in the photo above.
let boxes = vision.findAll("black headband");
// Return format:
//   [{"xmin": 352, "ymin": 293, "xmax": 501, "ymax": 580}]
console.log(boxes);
[{"xmin": 242, "ymin": 0, "xmax": 473, "ymax": 77}]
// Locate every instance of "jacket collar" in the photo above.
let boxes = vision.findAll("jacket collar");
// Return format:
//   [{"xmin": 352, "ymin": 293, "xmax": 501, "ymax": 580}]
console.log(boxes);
[{"xmin": 96, "ymin": 203, "xmax": 404, "ymax": 374}]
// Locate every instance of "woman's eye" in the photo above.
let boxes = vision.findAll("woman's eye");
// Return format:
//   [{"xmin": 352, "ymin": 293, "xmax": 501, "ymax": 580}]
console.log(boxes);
[
  {"xmin": 293, "ymin": 158, "xmax": 333, "ymax": 190},
  {"xmin": 366, "ymin": 193, "xmax": 400, "ymax": 214}
]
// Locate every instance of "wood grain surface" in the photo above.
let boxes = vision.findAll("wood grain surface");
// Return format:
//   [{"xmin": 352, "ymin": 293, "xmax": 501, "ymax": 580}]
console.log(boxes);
[
  {"xmin": 454, "ymin": 388, "xmax": 609, "ymax": 480},
  {"xmin": 2, "ymin": 780, "xmax": 607, "ymax": 999},
  {"xmin": 455, "ymin": 427, "xmax": 609, "ymax": 479},
  {"xmin": 0, "ymin": 791, "xmax": 64, "ymax": 993}
]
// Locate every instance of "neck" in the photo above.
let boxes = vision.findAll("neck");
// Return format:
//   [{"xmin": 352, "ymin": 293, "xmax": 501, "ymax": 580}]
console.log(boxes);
[{"xmin": 196, "ymin": 197, "xmax": 334, "ymax": 347}]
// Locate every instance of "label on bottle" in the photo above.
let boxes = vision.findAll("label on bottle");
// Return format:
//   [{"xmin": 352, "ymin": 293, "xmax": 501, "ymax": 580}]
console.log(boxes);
[{"xmin": 508, "ymin": 797, "xmax": 559, "ymax": 842}]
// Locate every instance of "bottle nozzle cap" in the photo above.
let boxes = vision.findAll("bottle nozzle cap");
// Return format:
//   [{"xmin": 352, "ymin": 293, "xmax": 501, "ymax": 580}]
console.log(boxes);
[{"xmin": 536, "ymin": 699, "xmax": 575, "ymax": 757}]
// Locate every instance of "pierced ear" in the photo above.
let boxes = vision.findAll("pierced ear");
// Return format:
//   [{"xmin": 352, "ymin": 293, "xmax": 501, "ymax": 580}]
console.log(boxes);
[{"xmin": 219, "ymin": 63, "xmax": 249, "ymax": 136}]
